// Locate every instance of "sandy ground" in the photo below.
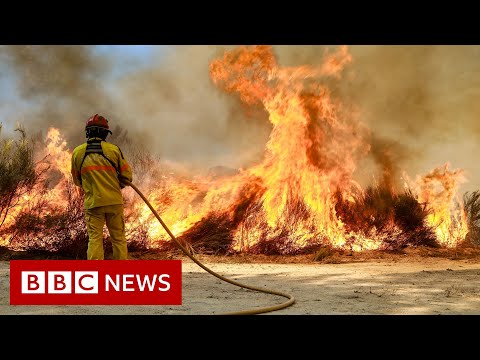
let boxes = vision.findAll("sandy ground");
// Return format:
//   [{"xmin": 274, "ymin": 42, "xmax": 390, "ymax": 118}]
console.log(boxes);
[{"xmin": 1, "ymin": 249, "xmax": 480, "ymax": 315}]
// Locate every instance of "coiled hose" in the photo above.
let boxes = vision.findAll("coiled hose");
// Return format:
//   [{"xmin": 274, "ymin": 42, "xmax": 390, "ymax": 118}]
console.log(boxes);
[{"xmin": 125, "ymin": 180, "xmax": 295, "ymax": 315}]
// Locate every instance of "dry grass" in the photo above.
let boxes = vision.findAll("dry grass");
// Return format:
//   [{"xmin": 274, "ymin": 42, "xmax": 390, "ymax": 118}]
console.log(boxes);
[
  {"xmin": 7, "ymin": 180, "xmax": 88, "ymax": 258},
  {"xmin": 334, "ymin": 185, "xmax": 438, "ymax": 250},
  {"xmin": 174, "ymin": 213, "xmax": 235, "ymax": 255},
  {"xmin": 463, "ymin": 191, "xmax": 480, "ymax": 246}
]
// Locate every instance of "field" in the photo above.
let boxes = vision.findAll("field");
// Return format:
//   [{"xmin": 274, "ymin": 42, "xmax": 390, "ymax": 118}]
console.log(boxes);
[{"xmin": 2, "ymin": 248, "xmax": 480, "ymax": 315}]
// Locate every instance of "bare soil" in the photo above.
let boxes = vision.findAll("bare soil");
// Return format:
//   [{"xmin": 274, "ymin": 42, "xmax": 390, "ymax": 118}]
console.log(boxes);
[{"xmin": 1, "ymin": 247, "xmax": 480, "ymax": 315}]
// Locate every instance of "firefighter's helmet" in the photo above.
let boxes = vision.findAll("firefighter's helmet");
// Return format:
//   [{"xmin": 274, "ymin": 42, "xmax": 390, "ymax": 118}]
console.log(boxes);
[{"xmin": 85, "ymin": 114, "xmax": 112, "ymax": 134}]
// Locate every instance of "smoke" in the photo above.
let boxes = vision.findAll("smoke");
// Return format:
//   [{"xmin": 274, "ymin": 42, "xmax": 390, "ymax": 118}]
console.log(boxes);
[
  {"xmin": 0, "ymin": 45, "xmax": 271, "ymax": 173},
  {"xmin": 0, "ymin": 45, "xmax": 113, "ymax": 147},
  {"xmin": 1, "ymin": 45, "xmax": 479, "ymax": 193},
  {"xmin": 113, "ymin": 45, "xmax": 271, "ymax": 171},
  {"xmin": 367, "ymin": 135, "xmax": 413, "ymax": 191},
  {"xmin": 274, "ymin": 45, "xmax": 480, "ymax": 192}
]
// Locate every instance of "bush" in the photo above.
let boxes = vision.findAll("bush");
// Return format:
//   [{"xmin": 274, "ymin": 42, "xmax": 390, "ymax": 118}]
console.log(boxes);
[
  {"xmin": 334, "ymin": 184, "xmax": 437, "ymax": 249},
  {"xmin": 463, "ymin": 191, "xmax": 480, "ymax": 246},
  {"xmin": 0, "ymin": 125, "xmax": 48, "ymax": 235},
  {"xmin": 7, "ymin": 179, "xmax": 89, "ymax": 258},
  {"xmin": 175, "ymin": 213, "xmax": 235, "ymax": 255}
]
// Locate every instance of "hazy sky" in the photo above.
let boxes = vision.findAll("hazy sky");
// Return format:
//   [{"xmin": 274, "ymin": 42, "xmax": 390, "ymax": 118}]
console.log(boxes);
[{"xmin": 0, "ymin": 45, "xmax": 165, "ymax": 133}]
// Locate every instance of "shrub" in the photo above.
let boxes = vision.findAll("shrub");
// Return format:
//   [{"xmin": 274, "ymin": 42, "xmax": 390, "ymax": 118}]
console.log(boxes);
[
  {"xmin": 463, "ymin": 191, "xmax": 480, "ymax": 246},
  {"xmin": 335, "ymin": 184, "xmax": 437, "ymax": 249},
  {"xmin": 0, "ymin": 124, "xmax": 48, "ymax": 238},
  {"xmin": 0, "ymin": 125, "xmax": 44, "ymax": 232}
]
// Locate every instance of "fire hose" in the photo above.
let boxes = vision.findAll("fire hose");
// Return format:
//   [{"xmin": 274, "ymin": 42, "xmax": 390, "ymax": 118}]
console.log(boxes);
[{"xmin": 124, "ymin": 180, "xmax": 295, "ymax": 315}]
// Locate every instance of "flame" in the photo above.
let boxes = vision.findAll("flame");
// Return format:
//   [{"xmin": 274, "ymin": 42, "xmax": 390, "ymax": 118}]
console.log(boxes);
[
  {"xmin": 2, "ymin": 46, "xmax": 471, "ymax": 253},
  {"xmin": 415, "ymin": 163, "xmax": 468, "ymax": 247},
  {"xmin": 0, "ymin": 128, "xmax": 72, "ymax": 246},
  {"xmin": 45, "ymin": 128, "xmax": 72, "ymax": 180},
  {"xmin": 210, "ymin": 45, "xmax": 374, "ymax": 250}
]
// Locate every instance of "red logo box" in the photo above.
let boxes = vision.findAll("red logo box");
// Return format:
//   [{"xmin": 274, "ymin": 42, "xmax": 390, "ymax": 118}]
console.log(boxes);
[{"xmin": 10, "ymin": 260, "xmax": 182, "ymax": 305}]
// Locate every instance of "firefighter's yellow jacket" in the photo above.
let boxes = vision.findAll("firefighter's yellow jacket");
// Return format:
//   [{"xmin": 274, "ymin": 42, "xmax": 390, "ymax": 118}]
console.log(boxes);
[{"xmin": 71, "ymin": 138, "xmax": 133, "ymax": 210}]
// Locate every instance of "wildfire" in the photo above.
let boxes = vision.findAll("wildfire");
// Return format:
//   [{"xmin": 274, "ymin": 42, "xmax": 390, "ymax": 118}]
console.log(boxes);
[
  {"xmin": 414, "ymin": 163, "xmax": 468, "ymax": 248},
  {"xmin": 1, "ymin": 45, "xmax": 471, "ymax": 253}
]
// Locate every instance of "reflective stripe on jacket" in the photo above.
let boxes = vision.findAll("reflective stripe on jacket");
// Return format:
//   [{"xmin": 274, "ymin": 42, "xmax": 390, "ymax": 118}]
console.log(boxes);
[{"xmin": 71, "ymin": 138, "xmax": 133, "ymax": 209}]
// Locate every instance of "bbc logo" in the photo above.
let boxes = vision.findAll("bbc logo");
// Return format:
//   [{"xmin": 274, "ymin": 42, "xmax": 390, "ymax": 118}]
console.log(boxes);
[
  {"xmin": 21, "ymin": 271, "xmax": 98, "ymax": 294},
  {"xmin": 10, "ymin": 260, "xmax": 182, "ymax": 305}
]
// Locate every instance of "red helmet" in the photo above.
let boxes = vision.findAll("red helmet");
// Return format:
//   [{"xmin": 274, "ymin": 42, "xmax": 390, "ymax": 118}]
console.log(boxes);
[{"xmin": 85, "ymin": 114, "xmax": 112, "ymax": 134}]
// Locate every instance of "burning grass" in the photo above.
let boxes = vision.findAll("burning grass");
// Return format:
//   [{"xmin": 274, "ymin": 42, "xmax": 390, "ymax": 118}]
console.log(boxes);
[
  {"xmin": 5, "ymin": 179, "xmax": 88, "ymax": 258},
  {"xmin": 334, "ymin": 186, "xmax": 438, "ymax": 250},
  {"xmin": 3, "ymin": 153, "xmax": 472, "ymax": 258},
  {"xmin": 2, "ymin": 46, "xmax": 479, "ymax": 258}
]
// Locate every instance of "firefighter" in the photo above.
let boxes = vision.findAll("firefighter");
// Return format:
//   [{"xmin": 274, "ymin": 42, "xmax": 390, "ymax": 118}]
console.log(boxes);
[{"xmin": 71, "ymin": 114, "xmax": 133, "ymax": 260}]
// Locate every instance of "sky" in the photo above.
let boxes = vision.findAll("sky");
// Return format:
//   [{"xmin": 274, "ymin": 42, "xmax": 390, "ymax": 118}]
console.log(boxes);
[
  {"xmin": 92, "ymin": 45, "xmax": 165, "ymax": 77},
  {"xmin": 0, "ymin": 45, "xmax": 168, "ymax": 133},
  {"xmin": 1, "ymin": 45, "xmax": 479, "ymax": 195}
]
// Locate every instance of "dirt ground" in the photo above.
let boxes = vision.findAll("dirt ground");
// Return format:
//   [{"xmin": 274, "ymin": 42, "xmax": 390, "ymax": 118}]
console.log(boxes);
[{"xmin": 1, "ymin": 248, "xmax": 480, "ymax": 315}]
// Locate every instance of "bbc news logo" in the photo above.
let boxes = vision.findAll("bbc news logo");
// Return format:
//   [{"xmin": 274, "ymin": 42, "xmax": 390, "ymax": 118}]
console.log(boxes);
[{"xmin": 10, "ymin": 260, "xmax": 182, "ymax": 305}]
